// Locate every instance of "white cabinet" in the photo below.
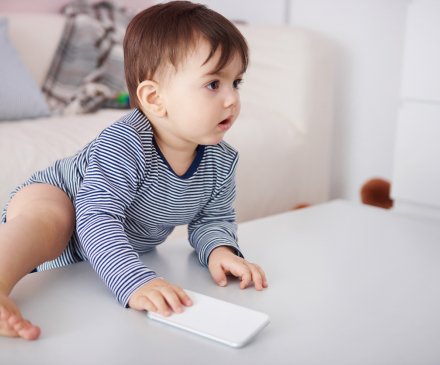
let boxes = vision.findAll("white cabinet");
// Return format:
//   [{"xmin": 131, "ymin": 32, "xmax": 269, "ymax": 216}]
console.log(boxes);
[
  {"xmin": 401, "ymin": 0, "xmax": 440, "ymax": 102},
  {"xmin": 391, "ymin": 103, "xmax": 440, "ymax": 217},
  {"xmin": 392, "ymin": 0, "xmax": 440, "ymax": 220}
]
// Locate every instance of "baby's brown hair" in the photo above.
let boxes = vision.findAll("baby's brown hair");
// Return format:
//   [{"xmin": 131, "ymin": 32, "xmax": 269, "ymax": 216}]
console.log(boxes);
[{"xmin": 123, "ymin": 1, "xmax": 249, "ymax": 110}]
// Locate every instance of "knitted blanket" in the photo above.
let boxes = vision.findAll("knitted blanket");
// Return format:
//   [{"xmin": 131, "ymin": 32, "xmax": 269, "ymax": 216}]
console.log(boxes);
[{"xmin": 42, "ymin": 1, "xmax": 135, "ymax": 115}]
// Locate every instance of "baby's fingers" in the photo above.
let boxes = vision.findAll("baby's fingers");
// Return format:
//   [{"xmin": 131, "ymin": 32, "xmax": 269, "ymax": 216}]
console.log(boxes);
[
  {"xmin": 254, "ymin": 264, "xmax": 269, "ymax": 288},
  {"xmin": 240, "ymin": 271, "xmax": 252, "ymax": 289},
  {"xmin": 209, "ymin": 261, "xmax": 228, "ymax": 287},
  {"xmin": 246, "ymin": 263, "xmax": 263, "ymax": 290},
  {"xmin": 247, "ymin": 263, "xmax": 268, "ymax": 290},
  {"xmin": 235, "ymin": 262, "xmax": 252, "ymax": 290},
  {"xmin": 236, "ymin": 262, "xmax": 266, "ymax": 290},
  {"xmin": 149, "ymin": 290, "xmax": 172, "ymax": 316},
  {"xmin": 132, "ymin": 296, "xmax": 158, "ymax": 312},
  {"xmin": 172, "ymin": 286, "xmax": 193, "ymax": 307}
]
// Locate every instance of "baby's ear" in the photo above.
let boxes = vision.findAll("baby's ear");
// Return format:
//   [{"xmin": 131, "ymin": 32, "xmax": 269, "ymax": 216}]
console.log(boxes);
[{"xmin": 136, "ymin": 80, "xmax": 166, "ymax": 118}]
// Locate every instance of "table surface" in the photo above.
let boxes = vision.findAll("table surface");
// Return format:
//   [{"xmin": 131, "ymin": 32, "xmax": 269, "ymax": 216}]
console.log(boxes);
[{"xmin": 1, "ymin": 200, "xmax": 440, "ymax": 365}]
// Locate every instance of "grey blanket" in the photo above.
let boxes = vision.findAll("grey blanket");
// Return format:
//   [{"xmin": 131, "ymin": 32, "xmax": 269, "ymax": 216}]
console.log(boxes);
[{"xmin": 42, "ymin": 1, "xmax": 135, "ymax": 114}]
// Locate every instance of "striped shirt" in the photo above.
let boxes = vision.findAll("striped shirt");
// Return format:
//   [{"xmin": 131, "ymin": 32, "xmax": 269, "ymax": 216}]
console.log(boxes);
[{"xmin": 1, "ymin": 108, "xmax": 244, "ymax": 307}]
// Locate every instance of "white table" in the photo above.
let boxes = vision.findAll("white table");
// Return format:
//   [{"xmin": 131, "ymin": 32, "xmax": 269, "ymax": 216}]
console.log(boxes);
[{"xmin": 2, "ymin": 200, "xmax": 440, "ymax": 364}]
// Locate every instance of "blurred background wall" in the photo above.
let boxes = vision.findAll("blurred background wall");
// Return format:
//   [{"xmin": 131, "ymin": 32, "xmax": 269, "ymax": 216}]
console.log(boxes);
[{"xmin": 0, "ymin": 0, "xmax": 411, "ymax": 204}]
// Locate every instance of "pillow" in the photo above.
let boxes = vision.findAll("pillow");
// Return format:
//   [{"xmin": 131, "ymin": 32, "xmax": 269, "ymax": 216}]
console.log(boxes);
[
  {"xmin": 42, "ymin": 2, "xmax": 134, "ymax": 114},
  {"xmin": 0, "ymin": 18, "xmax": 51, "ymax": 121}
]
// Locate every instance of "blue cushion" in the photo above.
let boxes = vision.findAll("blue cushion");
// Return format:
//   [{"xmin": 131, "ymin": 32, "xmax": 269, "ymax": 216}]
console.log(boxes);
[{"xmin": 0, "ymin": 17, "xmax": 51, "ymax": 121}]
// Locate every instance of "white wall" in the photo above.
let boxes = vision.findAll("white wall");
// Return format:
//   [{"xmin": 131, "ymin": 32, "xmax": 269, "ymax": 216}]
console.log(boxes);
[
  {"xmin": 155, "ymin": 0, "xmax": 411, "ymax": 203},
  {"xmin": 153, "ymin": 0, "xmax": 287, "ymax": 24},
  {"xmin": 289, "ymin": 0, "xmax": 410, "ymax": 202}
]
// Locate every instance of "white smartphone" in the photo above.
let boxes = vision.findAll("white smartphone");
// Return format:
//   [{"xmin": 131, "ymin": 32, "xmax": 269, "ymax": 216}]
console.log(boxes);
[{"xmin": 146, "ymin": 289, "xmax": 270, "ymax": 348}]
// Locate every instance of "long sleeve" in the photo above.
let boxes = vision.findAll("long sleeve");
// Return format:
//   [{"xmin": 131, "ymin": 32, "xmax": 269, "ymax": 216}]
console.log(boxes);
[
  {"xmin": 187, "ymin": 152, "xmax": 244, "ymax": 267},
  {"xmin": 75, "ymin": 122, "xmax": 161, "ymax": 307}
]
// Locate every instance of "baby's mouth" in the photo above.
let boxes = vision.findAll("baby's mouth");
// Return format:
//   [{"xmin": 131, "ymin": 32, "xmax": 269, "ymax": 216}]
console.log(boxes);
[{"xmin": 218, "ymin": 115, "xmax": 233, "ymax": 131}]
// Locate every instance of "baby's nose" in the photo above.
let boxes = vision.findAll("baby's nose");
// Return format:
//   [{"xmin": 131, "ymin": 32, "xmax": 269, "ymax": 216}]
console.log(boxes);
[{"xmin": 223, "ymin": 88, "xmax": 239, "ymax": 109}]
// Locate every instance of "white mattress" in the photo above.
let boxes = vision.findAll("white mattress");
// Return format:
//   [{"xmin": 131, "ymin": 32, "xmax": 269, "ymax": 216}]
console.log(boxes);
[{"xmin": 0, "ymin": 110, "xmax": 127, "ymax": 210}]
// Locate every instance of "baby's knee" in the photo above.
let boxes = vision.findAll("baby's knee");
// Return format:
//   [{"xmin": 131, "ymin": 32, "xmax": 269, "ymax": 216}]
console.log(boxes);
[
  {"xmin": 7, "ymin": 184, "xmax": 74, "ymax": 223},
  {"xmin": 40, "ymin": 201, "xmax": 75, "ymax": 236},
  {"xmin": 26, "ymin": 201, "xmax": 75, "ymax": 260},
  {"xmin": 19, "ymin": 201, "xmax": 75, "ymax": 258}
]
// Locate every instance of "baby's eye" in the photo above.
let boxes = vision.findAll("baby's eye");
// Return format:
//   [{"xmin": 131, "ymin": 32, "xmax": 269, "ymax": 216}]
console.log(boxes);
[
  {"xmin": 233, "ymin": 79, "xmax": 243, "ymax": 89},
  {"xmin": 207, "ymin": 81, "xmax": 219, "ymax": 90}
]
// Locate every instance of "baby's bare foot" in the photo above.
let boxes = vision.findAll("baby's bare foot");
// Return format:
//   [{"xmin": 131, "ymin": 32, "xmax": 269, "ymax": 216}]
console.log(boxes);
[{"xmin": 0, "ymin": 294, "xmax": 40, "ymax": 340}]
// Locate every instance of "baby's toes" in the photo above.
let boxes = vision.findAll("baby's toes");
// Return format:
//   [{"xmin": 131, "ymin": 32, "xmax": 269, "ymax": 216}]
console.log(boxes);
[
  {"xmin": 0, "ymin": 310, "xmax": 40, "ymax": 340},
  {"xmin": 16, "ymin": 320, "xmax": 40, "ymax": 341},
  {"xmin": 8, "ymin": 313, "xmax": 21, "ymax": 327},
  {"xmin": 0, "ymin": 308, "xmax": 19, "ymax": 337},
  {"xmin": 0, "ymin": 306, "xmax": 10, "ymax": 321},
  {"xmin": 11, "ymin": 315, "xmax": 26, "ymax": 331},
  {"xmin": 0, "ymin": 306, "xmax": 14, "ymax": 328}
]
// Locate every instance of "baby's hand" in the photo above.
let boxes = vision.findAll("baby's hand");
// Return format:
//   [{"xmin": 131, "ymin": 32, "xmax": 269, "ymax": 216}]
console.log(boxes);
[
  {"xmin": 128, "ymin": 278, "xmax": 193, "ymax": 317},
  {"xmin": 208, "ymin": 246, "xmax": 269, "ymax": 291}
]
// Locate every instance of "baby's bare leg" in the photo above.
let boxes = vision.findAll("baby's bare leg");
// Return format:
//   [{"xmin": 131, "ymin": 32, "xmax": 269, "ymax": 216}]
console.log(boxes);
[{"xmin": 0, "ymin": 183, "xmax": 75, "ymax": 340}]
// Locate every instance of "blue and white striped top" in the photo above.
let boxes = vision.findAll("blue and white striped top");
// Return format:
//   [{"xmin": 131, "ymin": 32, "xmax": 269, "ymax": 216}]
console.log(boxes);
[{"xmin": 2, "ymin": 108, "xmax": 244, "ymax": 307}]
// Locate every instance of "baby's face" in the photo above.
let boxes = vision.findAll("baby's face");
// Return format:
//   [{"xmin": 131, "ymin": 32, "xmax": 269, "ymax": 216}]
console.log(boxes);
[{"xmin": 158, "ymin": 38, "xmax": 244, "ymax": 146}]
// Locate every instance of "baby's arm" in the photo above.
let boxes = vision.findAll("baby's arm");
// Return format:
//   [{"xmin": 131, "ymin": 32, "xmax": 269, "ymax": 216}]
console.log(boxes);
[
  {"xmin": 76, "ymin": 123, "xmax": 189, "ymax": 313},
  {"xmin": 188, "ymin": 152, "xmax": 268, "ymax": 290}
]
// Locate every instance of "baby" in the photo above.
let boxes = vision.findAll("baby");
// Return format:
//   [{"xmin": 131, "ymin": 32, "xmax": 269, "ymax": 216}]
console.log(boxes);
[{"xmin": 0, "ymin": 1, "xmax": 268, "ymax": 340}]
